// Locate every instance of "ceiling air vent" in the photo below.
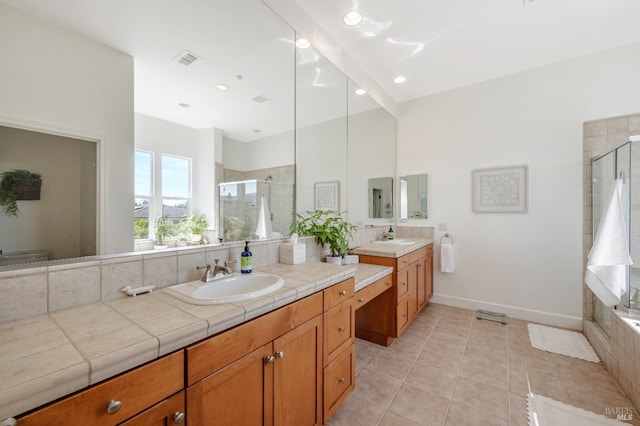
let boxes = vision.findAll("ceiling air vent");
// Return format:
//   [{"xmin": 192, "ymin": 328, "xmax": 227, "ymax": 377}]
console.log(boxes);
[
  {"xmin": 252, "ymin": 94, "xmax": 271, "ymax": 103},
  {"xmin": 174, "ymin": 50, "xmax": 200, "ymax": 66}
]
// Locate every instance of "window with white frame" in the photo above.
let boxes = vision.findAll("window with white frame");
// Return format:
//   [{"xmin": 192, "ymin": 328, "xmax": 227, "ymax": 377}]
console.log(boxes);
[
  {"xmin": 161, "ymin": 154, "xmax": 191, "ymax": 225},
  {"xmin": 134, "ymin": 150, "xmax": 153, "ymax": 239}
]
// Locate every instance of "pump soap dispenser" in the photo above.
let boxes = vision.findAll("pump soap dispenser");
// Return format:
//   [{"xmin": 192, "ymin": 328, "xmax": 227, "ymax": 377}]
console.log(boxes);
[
  {"xmin": 241, "ymin": 241, "xmax": 253, "ymax": 274},
  {"xmin": 387, "ymin": 226, "xmax": 394, "ymax": 240}
]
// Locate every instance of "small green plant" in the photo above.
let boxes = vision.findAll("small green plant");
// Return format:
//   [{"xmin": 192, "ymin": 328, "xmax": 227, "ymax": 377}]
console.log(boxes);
[
  {"xmin": 183, "ymin": 214, "xmax": 208, "ymax": 236},
  {"xmin": 0, "ymin": 169, "xmax": 42, "ymax": 217},
  {"xmin": 292, "ymin": 210, "xmax": 357, "ymax": 258},
  {"xmin": 154, "ymin": 216, "xmax": 175, "ymax": 245}
]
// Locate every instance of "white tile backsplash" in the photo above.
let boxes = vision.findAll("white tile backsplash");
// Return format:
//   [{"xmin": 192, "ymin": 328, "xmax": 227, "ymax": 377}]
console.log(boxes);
[{"xmin": 48, "ymin": 265, "xmax": 100, "ymax": 312}]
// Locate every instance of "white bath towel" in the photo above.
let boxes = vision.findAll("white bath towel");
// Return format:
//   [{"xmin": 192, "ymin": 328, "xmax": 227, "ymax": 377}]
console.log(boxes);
[
  {"xmin": 255, "ymin": 194, "xmax": 273, "ymax": 239},
  {"xmin": 585, "ymin": 179, "xmax": 632, "ymax": 307},
  {"xmin": 441, "ymin": 242, "xmax": 455, "ymax": 273}
]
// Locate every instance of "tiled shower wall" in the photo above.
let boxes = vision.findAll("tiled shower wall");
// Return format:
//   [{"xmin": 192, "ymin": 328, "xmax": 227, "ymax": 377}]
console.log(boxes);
[{"xmin": 583, "ymin": 112, "xmax": 640, "ymax": 409}]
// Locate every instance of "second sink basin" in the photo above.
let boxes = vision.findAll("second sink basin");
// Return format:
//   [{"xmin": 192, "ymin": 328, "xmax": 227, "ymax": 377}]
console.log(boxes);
[
  {"xmin": 373, "ymin": 239, "xmax": 415, "ymax": 245},
  {"xmin": 165, "ymin": 271, "xmax": 284, "ymax": 305}
]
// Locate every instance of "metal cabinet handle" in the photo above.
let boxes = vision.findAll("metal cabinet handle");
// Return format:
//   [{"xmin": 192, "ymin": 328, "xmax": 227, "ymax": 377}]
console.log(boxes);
[
  {"xmin": 266, "ymin": 355, "xmax": 275, "ymax": 364},
  {"xmin": 338, "ymin": 326, "xmax": 346, "ymax": 332},
  {"xmin": 338, "ymin": 377, "xmax": 346, "ymax": 384},
  {"xmin": 106, "ymin": 400, "xmax": 122, "ymax": 415},
  {"xmin": 276, "ymin": 351, "xmax": 285, "ymax": 359},
  {"xmin": 339, "ymin": 290, "xmax": 347, "ymax": 296},
  {"xmin": 357, "ymin": 298, "xmax": 364, "ymax": 303},
  {"xmin": 173, "ymin": 411, "xmax": 186, "ymax": 424},
  {"xmin": 0, "ymin": 418, "xmax": 17, "ymax": 426}
]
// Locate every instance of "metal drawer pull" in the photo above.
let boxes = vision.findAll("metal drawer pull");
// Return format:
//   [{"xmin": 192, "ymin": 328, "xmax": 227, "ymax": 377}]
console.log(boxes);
[
  {"xmin": 340, "ymin": 290, "xmax": 347, "ymax": 296},
  {"xmin": 358, "ymin": 298, "xmax": 364, "ymax": 303},
  {"xmin": 106, "ymin": 400, "xmax": 122, "ymax": 415},
  {"xmin": 266, "ymin": 355, "xmax": 275, "ymax": 364},
  {"xmin": 338, "ymin": 326, "xmax": 346, "ymax": 332},
  {"xmin": 277, "ymin": 351, "xmax": 285, "ymax": 359},
  {"xmin": 173, "ymin": 411, "xmax": 186, "ymax": 424},
  {"xmin": 338, "ymin": 377, "xmax": 346, "ymax": 384}
]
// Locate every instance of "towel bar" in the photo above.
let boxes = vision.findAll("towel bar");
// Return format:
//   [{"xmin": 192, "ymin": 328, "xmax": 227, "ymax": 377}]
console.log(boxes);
[{"xmin": 440, "ymin": 233, "xmax": 454, "ymax": 245}]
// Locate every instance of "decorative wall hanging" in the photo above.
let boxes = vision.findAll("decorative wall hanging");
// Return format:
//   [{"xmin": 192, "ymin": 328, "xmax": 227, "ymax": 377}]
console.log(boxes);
[{"xmin": 472, "ymin": 165, "xmax": 527, "ymax": 213}]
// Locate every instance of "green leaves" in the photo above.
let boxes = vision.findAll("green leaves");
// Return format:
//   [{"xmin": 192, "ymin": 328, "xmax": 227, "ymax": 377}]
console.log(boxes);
[
  {"xmin": 0, "ymin": 169, "xmax": 42, "ymax": 217},
  {"xmin": 292, "ymin": 210, "xmax": 357, "ymax": 257}
]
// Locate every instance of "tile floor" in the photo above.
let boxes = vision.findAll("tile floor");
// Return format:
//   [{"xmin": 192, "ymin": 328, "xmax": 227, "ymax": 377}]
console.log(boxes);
[{"xmin": 327, "ymin": 303, "xmax": 640, "ymax": 425}]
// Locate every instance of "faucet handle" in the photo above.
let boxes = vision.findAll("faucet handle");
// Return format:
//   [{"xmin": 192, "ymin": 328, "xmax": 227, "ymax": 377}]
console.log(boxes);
[
  {"xmin": 225, "ymin": 259, "xmax": 236, "ymax": 267},
  {"xmin": 196, "ymin": 264, "xmax": 211, "ymax": 270},
  {"xmin": 214, "ymin": 259, "xmax": 220, "ymax": 265}
]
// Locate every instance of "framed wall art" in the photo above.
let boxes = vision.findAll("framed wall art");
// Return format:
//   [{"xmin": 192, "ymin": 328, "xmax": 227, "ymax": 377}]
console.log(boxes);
[
  {"xmin": 472, "ymin": 165, "xmax": 528, "ymax": 213},
  {"xmin": 314, "ymin": 181, "xmax": 339, "ymax": 211}
]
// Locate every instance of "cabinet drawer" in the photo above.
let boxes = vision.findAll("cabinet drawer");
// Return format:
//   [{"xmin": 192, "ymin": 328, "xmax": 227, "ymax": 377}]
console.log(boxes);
[
  {"xmin": 396, "ymin": 269, "xmax": 409, "ymax": 300},
  {"xmin": 18, "ymin": 351, "xmax": 184, "ymax": 426},
  {"xmin": 396, "ymin": 253, "xmax": 411, "ymax": 270},
  {"xmin": 324, "ymin": 299, "xmax": 354, "ymax": 366},
  {"xmin": 410, "ymin": 247, "xmax": 427, "ymax": 263},
  {"xmin": 323, "ymin": 344, "xmax": 355, "ymax": 422},
  {"xmin": 323, "ymin": 277, "xmax": 355, "ymax": 311},
  {"xmin": 355, "ymin": 275, "xmax": 393, "ymax": 309},
  {"xmin": 119, "ymin": 390, "xmax": 185, "ymax": 426}
]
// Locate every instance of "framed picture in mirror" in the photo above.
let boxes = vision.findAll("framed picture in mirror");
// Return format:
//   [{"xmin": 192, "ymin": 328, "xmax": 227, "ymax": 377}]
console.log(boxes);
[{"xmin": 314, "ymin": 181, "xmax": 340, "ymax": 211}]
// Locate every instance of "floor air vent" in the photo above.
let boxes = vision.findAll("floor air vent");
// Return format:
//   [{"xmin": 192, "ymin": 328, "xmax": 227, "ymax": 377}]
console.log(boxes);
[{"xmin": 476, "ymin": 309, "xmax": 508, "ymax": 325}]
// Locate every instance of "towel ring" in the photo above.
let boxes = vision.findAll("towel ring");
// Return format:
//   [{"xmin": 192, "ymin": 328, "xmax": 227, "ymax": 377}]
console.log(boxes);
[{"xmin": 440, "ymin": 233, "xmax": 454, "ymax": 245}]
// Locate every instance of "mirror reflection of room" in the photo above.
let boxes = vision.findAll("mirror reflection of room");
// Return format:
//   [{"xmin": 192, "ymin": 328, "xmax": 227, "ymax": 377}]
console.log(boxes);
[
  {"xmin": 400, "ymin": 174, "xmax": 428, "ymax": 220},
  {"xmin": 368, "ymin": 177, "xmax": 393, "ymax": 219}
]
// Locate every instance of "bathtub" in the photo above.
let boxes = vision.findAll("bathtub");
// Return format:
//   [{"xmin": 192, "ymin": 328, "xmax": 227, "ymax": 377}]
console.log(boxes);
[{"xmin": 0, "ymin": 249, "xmax": 50, "ymax": 266}]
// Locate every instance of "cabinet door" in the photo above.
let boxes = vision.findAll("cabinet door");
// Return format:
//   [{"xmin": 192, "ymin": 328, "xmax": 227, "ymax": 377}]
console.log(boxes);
[
  {"xmin": 425, "ymin": 246, "xmax": 434, "ymax": 302},
  {"xmin": 407, "ymin": 262, "xmax": 418, "ymax": 321},
  {"xmin": 120, "ymin": 391, "xmax": 185, "ymax": 426},
  {"xmin": 416, "ymin": 257, "xmax": 427, "ymax": 310},
  {"xmin": 273, "ymin": 316, "xmax": 322, "ymax": 426},
  {"xmin": 187, "ymin": 343, "xmax": 274, "ymax": 426}
]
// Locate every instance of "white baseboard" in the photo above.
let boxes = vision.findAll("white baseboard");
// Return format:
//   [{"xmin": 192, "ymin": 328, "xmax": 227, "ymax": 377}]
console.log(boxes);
[{"xmin": 431, "ymin": 294, "xmax": 583, "ymax": 330}]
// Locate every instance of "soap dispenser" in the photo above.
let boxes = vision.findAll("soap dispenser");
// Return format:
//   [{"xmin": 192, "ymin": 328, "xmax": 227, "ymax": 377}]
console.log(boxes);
[
  {"xmin": 388, "ymin": 226, "xmax": 394, "ymax": 240},
  {"xmin": 241, "ymin": 241, "xmax": 253, "ymax": 274}
]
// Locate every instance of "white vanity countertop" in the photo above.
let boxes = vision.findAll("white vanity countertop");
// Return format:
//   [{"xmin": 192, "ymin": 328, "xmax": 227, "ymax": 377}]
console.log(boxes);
[
  {"xmin": 0, "ymin": 260, "xmax": 391, "ymax": 420},
  {"xmin": 352, "ymin": 237, "xmax": 434, "ymax": 258}
]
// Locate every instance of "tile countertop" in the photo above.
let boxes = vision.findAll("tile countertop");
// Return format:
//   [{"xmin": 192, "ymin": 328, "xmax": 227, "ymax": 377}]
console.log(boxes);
[
  {"xmin": 0, "ymin": 261, "xmax": 392, "ymax": 420},
  {"xmin": 351, "ymin": 237, "xmax": 434, "ymax": 259}
]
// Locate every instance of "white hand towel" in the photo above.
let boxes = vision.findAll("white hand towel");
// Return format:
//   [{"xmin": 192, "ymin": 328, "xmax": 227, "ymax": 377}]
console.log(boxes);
[
  {"xmin": 255, "ymin": 194, "xmax": 273, "ymax": 239},
  {"xmin": 585, "ymin": 179, "xmax": 632, "ymax": 307},
  {"xmin": 441, "ymin": 242, "xmax": 455, "ymax": 273}
]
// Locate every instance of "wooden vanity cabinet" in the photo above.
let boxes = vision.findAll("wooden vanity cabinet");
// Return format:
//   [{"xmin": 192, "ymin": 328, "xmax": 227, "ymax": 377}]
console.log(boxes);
[
  {"xmin": 17, "ymin": 351, "xmax": 185, "ymax": 426},
  {"xmin": 186, "ymin": 292, "xmax": 323, "ymax": 426},
  {"xmin": 359, "ymin": 244, "xmax": 434, "ymax": 338}
]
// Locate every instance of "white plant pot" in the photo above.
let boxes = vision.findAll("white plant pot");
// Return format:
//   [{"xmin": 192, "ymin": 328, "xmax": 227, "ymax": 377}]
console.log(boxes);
[
  {"xmin": 325, "ymin": 256, "xmax": 343, "ymax": 265},
  {"xmin": 343, "ymin": 255, "xmax": 359, "ymax": 265}
]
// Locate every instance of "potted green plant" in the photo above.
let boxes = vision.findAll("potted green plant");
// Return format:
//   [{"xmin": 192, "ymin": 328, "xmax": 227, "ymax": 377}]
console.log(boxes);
[
  {"xmin": 154, "ymin": 216, "xmax": 174, "ymax": 249},
  {"xmin": 0, "ymin": 169, "xmax": 42, "ymax": 217},
  {"xmin": 292, "ymin": 210, "xmax": 357, "ymax": 265},
  {"xmin": 183, "ymin": 214, "xmax": 208, "ymax": 242}
]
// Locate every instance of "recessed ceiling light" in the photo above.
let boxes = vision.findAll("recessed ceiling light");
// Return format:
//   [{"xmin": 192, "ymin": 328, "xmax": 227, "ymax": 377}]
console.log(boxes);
[
  {"xmin": 343, "ymin": 11, "xmax": 362, "ymax": 26},
  {"xmin": 178, "ymin": 102, "xmax": 190, "ymax": 108},
  {"xmin": 393, "ymin": 75, "xmax": 407, "ymax": 84},
  {"xmin": 216, "ymin": 84, "xmax": 229, "ymax": 91},
  {"xmin": 253, "ymin": 129, "xmax": 261, "ymax": 133},
  {"xmin": 296, "ymin": 38, "xmax": 311, "ymax": 49},
  {"xmin": 355, "ymin": 88, "xmax": 366, "ymax": 95}
]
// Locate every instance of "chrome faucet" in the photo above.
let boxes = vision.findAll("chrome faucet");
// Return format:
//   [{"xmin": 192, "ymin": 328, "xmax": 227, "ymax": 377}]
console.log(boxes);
[
  {"xmin": 197, "ymin": 259, "xmax": 232, "ymax": 282},
  {"xmin": 213, "ymin": 259, "xmax": 233, "ymax": 276}
]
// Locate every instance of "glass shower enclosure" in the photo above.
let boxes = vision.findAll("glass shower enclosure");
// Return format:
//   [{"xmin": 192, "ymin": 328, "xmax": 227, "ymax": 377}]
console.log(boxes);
[
  {"xmin": 219, "ymin": 179, "xmax": 293, "ymax": 242},
  {"xmin": 591, "ymin": 140, "xmax": 639, "ymax": 336}
]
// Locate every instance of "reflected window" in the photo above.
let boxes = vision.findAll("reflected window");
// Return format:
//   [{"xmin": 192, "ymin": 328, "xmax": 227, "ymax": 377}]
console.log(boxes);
[
  {"xmin": 161, "ymin": 154, "xmax": 191, "ymax": 224},
  {"xmin": 134, "ymin": 150, "xmax": 153, "ymax": 239}
]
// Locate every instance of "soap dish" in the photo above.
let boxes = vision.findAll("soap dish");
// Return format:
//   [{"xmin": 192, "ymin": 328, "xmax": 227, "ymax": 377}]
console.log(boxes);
[{"xmin": 121, "ymin": 285, "xmax": 156, "ymax": 296}]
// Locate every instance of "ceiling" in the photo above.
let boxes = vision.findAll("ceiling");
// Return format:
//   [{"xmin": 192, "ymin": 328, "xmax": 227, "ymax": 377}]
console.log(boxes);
[
  {"xmin": 288, "ymin": 0, "xmax": 640, "ymax": 103},
  {"xmin": 4, "ymin": 0, "xmax": 640, "ymax": 138}
]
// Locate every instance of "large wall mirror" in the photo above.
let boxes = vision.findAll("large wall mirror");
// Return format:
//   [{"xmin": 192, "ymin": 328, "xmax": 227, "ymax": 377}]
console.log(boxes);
[
  {"xmin": 0, "ymin": 0, "xmax": 396, "ymax": 270},
  {"xmin": 347, "ymin": 79, "xmax": 396, "ymax": 227},
  {"xmin": 400, "ymin": 174, "xmax": 429, "ymax": 220}
]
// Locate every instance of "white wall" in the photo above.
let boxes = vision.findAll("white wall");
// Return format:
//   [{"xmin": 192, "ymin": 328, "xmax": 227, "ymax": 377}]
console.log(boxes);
[
  {"xmin": 0, "ymin": 3, "xmax": 134, "ymax": 255},
  {"xmin": 135, "ymin": 114, "xmax": 216, "ymax": 229},
  {"xmin": 398, "ymin": 42, "xmax": 640, "ymax": 328},
  {"xmin": 222, "ymin": 132, "xmax": 294, "ymax": 172}
]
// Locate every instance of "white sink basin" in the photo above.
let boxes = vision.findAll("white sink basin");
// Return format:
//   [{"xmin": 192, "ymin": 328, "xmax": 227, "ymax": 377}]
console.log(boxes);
[
  {"xmin": 165, "ymin": 271, "xmax": 284, "ymax": 305},
  {"xmin": 373, "ymin": 239, "xmax": 415, "ymax": 245}
]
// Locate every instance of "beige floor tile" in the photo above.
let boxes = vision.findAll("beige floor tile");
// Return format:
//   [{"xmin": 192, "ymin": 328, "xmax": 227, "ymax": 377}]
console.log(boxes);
[
  {"xmin": 354, "ymin": 368, "xmax": 403, "ymax": 406},
  {"xmin": 327, "ymin": 393, "xmax": 386, "ymax": 426},
  {"xmin": 404, "ymin": 361, "xmax": 458, "ymax": 398},
  {"xmin": 377, "ymin": 410, "xmax": 421, "ymax": 426},
  {"xmin": 452, "ymin": 378, "xmax": 510, "ymax": 420},
  {"xmin": 387, "ymin": 383, "xmax": 450, "ymax": 426},
  {"xmin": 458, "ymin": 356, "xmax": 509, "ymax": 390},
  {"xmin": 509, "ymin": 393, "xmax": 530, "ymax": 426},
  {"xmin": 365, "ymin": 350, "xmax": 413, "ymax": 380},
  {"xmin": 415, "ymin": 347, "xmax": 462, "ymax": 374},
  {"xmin": 444, "ymin": 400, "xmax": 510, "ymax": 426}
]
